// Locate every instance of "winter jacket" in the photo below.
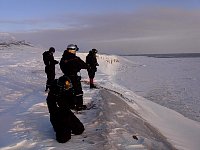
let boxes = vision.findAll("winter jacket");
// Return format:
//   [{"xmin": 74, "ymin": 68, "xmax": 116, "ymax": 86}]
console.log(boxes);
[
  {"xmin": 86, "ymin": 51, "xmax": 98, "ymax": 71},
  {"xmin": 46, "ymin": 78, "xmax": 75, "ymax": 114},
  {"xmin": 60, "ymin": 50, "xmax": 88, "ymax": 76},
  {"xmin": 43, "ymin": 51, "xmax": 58, "ymax": 71}
]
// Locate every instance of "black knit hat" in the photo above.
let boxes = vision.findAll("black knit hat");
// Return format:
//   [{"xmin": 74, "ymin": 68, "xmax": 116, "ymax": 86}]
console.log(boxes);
[
  {"xmin": 91, "ymin": 49, "xmax": 98, "ymax": 53},
  {"xmin": 49, "ymin": 47, "xmax": 55, "ymax": 53}
]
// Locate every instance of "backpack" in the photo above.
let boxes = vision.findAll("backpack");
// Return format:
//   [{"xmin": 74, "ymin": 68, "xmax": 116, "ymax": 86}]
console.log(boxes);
[{"xmin": 43, "ymin": 51, "xmax": 49, "ymax": 66}]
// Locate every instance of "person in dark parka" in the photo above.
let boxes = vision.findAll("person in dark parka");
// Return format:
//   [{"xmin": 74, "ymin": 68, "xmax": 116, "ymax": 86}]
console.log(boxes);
[
  {"xmin": 86, "ymin": 49, "xmax": 99, "ymax": 88},
  {"xmin": 42, "ymin": 47, "xmax": 59, "ymax": 92},
  {"xmin": 46, "ymin": 75, "xmax": 85, "ymax": 143},
  {"xmin": 60, "ymin": 44, "xmax": 89, "ymax": 111}
]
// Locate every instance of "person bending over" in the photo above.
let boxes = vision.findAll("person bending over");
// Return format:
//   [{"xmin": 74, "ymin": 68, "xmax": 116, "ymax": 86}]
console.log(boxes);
[{"xmin": 46, "ymin": 75, "xmax": 84, "ymax": 143}]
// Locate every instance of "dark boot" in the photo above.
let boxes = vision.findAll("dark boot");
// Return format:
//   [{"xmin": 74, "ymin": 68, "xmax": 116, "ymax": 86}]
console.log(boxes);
[
  {"xmin": 90, "ymin": 84, "xmax": 96, "ymax": 89},
  {"xmin": 56, "ymin": 130, "xmax": 71, "ymax": 143},
  {"xmin": 69, "ymin": 110, "xmax": 85, "ymax": 134},
  {"xmin": 50, "ymin": 110, "xmax": 71, "ymax": 143}
]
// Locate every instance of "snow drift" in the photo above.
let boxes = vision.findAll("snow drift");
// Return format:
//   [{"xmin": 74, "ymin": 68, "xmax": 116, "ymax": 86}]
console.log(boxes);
[{"xmin": 0, "ymin": 44, "xmax": 200, "ymax": 150}]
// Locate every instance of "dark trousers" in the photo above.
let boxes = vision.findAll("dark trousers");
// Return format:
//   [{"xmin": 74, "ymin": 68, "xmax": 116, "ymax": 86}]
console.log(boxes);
[
  {"xmin": 68, "ymin": 75, "xmax": 84, "ymax": 108},
  {"xmin": 50, "ymin": 109, "xmax": 84, "ymax": 143},
  {"xmin": 45, "ymin": 66, "xmax": 55, "ymax": 90},
  {"xmin": 88, "ymin": 69, "xmax": 96, "ymax": 79}
]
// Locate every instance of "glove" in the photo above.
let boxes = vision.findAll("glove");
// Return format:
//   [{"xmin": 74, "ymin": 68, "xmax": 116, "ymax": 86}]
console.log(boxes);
[{"xmin": 87, "ymin": 64, "xmax": 91, "ymax": 70}]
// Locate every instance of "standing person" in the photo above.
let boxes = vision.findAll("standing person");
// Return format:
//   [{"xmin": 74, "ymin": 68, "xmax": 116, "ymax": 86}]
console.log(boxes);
[
  {"xmin": 42, "ymin": 47, "xmax": 59, "ymax": 92},
  {"xmin": 46, "ymin": 75, "xmax": 85, "ymax": 143},
  {"xmin": 86, "ymin": 49, "xmax": 99, "ymax": 88},
  {"xmin": 60, "ymin": 44, "xmax": 88, "ymax": 111}
]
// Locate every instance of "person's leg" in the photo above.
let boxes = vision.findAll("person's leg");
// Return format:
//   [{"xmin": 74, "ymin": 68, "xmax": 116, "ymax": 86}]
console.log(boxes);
[
  {"xmin": 56, "ymin": 109, "xmax": 84, "ymax": 142},
  {"xmin": 68, "ymin": 110, "xmax": 85, "ymax": 135},
  {"xmin": 45, "ymin": 67, "xmax": 50, "ymax": 91},
  {"xmin": 90, "ymin": 78, "xmax": 93, "ymax": 85},
  {"xmin": 56, "ymin": 129, "xmax": 71, "ymax": 143},
  {"xmin": 46, "ymin": 70, "xmax": 55, "ymax": 91},
  {"xmin": 89, "ymin": 70, "xmax": 96, "ymax": 88},
  {"xmin": 52, "ymin": 110, "xmax": 71, "ymax": 143},
  {"xmin": 90, "ymin": 78, "xmax": 96, "ymax": 88},
  {"xmin": 72, "ymin": 78, "xmax": 87, "ymax": 110},
  {"xmin": 74, "ymin": 95, "xmax": 87, "ymax": 111},
  {"xmin": 46, "ymin": 75, "xmax": 51, "ymax": 91}
]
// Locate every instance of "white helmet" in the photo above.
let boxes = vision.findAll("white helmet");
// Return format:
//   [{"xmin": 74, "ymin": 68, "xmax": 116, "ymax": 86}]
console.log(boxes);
[{"xmin": 67, "ymin": 44, "xmax": 79, "ymax": 51}]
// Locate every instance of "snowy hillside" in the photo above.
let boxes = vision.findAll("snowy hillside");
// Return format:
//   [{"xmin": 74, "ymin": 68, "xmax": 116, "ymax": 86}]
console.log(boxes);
[
  {"xmin": 0, "ymin": 45, "xmax": 200, "ymax": 150},
  {"xmin": 0, "ymin": 33, "xmax": 15, "ymax": 43},
  {"xmin": 0, "ymin": 33, "xmax": 32, "ymax": 48}
]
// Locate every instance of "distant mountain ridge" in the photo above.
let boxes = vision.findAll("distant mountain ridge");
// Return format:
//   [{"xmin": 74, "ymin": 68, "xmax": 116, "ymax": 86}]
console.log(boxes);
[
  {"xmin": 0, "ymin": 33, "xmax": 32, "ymax": 48},
  {"xmin": 0, "ymin": 40, "xmax": 32, "ymax": 47}
]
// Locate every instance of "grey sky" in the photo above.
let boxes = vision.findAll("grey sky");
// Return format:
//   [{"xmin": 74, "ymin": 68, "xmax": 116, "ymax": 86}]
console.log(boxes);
[
  {"xmin": 10, "ymin": 8, "xmax": 200, "ymax": 54},
  {"xmin": 1, "ymin": 0, "xmax": 200, "ymax": 54}
]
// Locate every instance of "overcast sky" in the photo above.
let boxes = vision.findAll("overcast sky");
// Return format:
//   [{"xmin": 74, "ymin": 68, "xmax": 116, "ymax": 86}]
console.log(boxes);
[{"xmin": 1, "ymin": 0, "xmax": 200, "ymax": 54}]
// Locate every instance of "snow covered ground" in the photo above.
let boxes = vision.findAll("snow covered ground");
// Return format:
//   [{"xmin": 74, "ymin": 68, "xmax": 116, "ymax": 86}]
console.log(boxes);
[
  {"xmin": 121, "ymin": 55, "xmax": 200, "ymax": 122},
  {"xmin": 0, "ymin": 45, "xmax": 200, "ymax": 150}
]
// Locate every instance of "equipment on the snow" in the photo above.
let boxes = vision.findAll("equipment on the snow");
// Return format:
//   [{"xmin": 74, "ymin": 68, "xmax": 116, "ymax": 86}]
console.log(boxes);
[{"xmin": 85, "ymin": 101, "xmax": 96, "ymax": 110}]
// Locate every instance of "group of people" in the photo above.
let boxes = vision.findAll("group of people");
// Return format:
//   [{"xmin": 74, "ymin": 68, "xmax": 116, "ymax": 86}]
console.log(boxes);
[{"xmin": 42, "ymin": 44, "xmax": 98, "ymax": 143}]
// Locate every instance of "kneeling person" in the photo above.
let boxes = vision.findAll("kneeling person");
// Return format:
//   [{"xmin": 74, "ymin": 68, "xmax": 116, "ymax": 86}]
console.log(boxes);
[{"xmin": 46, "ymin": 75, "xmax": 84, "ymax": 143}]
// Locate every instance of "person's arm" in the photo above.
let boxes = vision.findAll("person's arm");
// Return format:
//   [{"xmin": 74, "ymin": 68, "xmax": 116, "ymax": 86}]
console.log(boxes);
[{"xmin": 78, "ymin": 57, "xmax": 90, "ymax": 70}]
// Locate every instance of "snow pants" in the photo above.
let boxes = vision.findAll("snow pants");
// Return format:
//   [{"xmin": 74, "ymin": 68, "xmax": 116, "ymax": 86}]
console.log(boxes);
[
  {"xmin": 87, "ymin": 68, "xmax": 96, "ymax": 79},
  {"xmin": 50, "ymin": 109, "xmax": 85, "ymax": 143},
  {"xmin": 45, "ymin": 65, "xmax": 55, "ymax": 90},
  {"xmin": 68, "ymin": 75, "xmax": 84, "ymax": 110}
]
